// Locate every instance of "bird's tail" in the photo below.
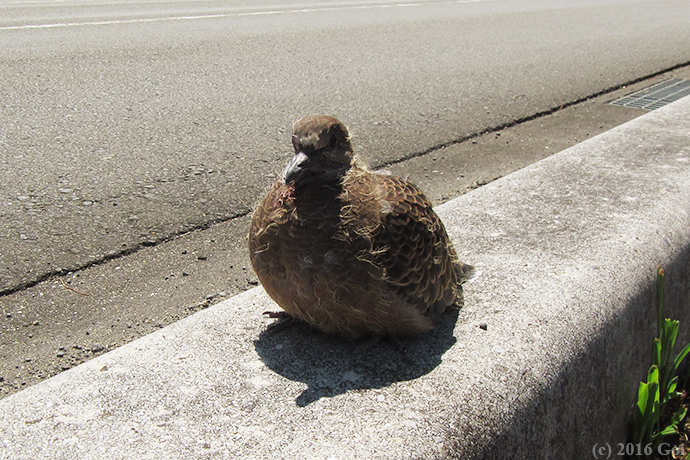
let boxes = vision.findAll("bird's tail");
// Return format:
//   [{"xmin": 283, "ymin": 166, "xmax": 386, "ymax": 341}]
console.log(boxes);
[{"xmin": 456, "ymin": 263, "xmax": 479, "ymax": 284}]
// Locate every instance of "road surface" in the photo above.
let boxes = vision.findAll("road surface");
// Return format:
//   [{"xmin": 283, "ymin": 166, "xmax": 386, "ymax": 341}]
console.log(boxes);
[{"xmin": 1, "ymin": 0, "xmax": 689, "ymax": 397}]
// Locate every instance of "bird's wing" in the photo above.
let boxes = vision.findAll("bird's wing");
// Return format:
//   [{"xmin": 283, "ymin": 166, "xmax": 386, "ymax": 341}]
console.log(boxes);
[{"xmin": 365, "ymin": 174, "xmax": 461, "ymax": 313}]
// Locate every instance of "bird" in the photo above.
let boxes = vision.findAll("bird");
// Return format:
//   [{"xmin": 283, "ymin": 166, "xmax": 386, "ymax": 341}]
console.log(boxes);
[{"xmin": 248, "ymin": 115, "xmax": 475, "ymax": 340}]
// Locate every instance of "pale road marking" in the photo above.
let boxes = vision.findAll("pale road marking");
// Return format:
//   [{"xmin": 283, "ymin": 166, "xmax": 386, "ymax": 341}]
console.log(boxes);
[{"xmin": 0, "ymin": 0, "xmax": 494, "ymax": 31}]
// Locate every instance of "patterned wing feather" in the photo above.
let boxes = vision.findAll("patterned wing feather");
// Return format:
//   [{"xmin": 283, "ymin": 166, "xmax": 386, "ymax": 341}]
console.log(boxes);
[{"xmin": 369, "ymin": 175, "xmax": 461, "ymax": 313}]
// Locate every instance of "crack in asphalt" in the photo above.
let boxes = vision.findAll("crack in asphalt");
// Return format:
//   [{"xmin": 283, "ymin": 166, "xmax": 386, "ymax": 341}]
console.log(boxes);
[
  {"xmin": 376, "ymin": 59, "xmax": 690, "ymax": 170},
  {"xmin": 0, "ymin": 208, "xmax": 252, "ymax": 298}
]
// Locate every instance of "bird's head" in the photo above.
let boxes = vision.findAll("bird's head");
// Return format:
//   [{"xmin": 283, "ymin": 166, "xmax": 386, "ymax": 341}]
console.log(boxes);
[{"xmin": 282, "ymin": 115, "xmax": 354, "ymax": 186}]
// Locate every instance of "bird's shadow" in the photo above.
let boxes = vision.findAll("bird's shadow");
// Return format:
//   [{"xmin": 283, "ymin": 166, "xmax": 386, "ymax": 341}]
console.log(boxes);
[{"xmin": 254, "ymin": 310, "xmax": 459, "ymax": 406}]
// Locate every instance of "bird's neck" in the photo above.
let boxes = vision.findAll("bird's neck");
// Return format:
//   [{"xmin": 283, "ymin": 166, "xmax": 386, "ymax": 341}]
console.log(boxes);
[{"xmin": 293, "ymin": 176, "xmax": 343, "ymax": 203}]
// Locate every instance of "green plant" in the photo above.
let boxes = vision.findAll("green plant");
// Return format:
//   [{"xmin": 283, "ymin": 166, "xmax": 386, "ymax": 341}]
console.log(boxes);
[{"xmin": 631, "ymin": 266, "xmax": 690, "ymax": 446}]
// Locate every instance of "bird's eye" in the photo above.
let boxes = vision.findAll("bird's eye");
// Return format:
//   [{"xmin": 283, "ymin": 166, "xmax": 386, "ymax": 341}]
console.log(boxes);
[{"xmin": 329, "ymin": 136, "xmax": 338, "ymax": 148}]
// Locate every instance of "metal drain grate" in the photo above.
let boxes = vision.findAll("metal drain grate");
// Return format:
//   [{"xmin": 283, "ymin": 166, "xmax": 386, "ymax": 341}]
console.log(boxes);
[{"xmin": 611, "ymin": 78, "xmax": 690, "ymax": 110}]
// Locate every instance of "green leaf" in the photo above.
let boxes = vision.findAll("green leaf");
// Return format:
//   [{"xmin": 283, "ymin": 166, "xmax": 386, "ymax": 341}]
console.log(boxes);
[
  {"xmin": 657, "ymin": 265, "xmax": 665, "ymax": 338},
  {"xmin": 654, "ymin": 406, "xmax": 688, "ymax": 438},
  {"xmin": 642, "ymin": 380, "xmax": 660, "ymax": 440},
  {"xmin": 674, "ymin": 341, "xmax": 690, "ymax": 370},
  {"xmin": 654, "ymin": 424, "xmax": 679, "ymax": 438},
  {"xmin": 659, "ymin": 320, "xmax": 678, "ymax": 379},
  {"xmin": 666, "ymin": 377, "xmax": 678, "ymax": 396},
  {"xmin": 653, "ymin": 339, "xmax": 661, "ymax": 368},
  {"xmin": 647, "ymin": 365, "xmax": 659, "ymax": 385},
  {"xmin": 664, "ymin": 319, "xmax": 679, "ymax": 350},
  {"xmin": 637, "ymin": 381, "xmax": 650, "ymax": 415},
  {"xmin": 673, "ymin": 406, "xmax": 688, "ymax": 425}
]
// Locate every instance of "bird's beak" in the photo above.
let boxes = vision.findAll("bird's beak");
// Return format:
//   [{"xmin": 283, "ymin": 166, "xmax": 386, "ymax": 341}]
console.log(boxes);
[{"xmin": 282, "ymin": 151, "xmax": 309, "ymax": 184}]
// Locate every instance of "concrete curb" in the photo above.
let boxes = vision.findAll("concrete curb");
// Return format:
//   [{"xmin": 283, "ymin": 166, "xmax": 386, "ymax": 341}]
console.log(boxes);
[{"xmin": 1, "ymin": 97, "xmax": 690, "ymax": 459}]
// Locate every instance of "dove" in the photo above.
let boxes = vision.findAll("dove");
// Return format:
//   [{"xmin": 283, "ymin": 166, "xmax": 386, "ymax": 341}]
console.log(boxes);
[{"xmin": 249, "ymin": 115, "xmax": 474, "ymax": 339}]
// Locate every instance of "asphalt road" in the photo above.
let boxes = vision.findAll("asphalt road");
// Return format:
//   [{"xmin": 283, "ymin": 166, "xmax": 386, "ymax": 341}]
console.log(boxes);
[
  {"xmin": 2, "ymin": 0, "xmax": 690, "ymax": 294},
  {"xmin": 1, "ymin": 0, "xmax": 690, "ymax": 397}
]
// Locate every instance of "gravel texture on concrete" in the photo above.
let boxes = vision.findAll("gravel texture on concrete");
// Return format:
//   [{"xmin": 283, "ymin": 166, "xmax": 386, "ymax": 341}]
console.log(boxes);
[{"xmin": 0, "ymin": 96, "xmax": 689, "ymax": 459}]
